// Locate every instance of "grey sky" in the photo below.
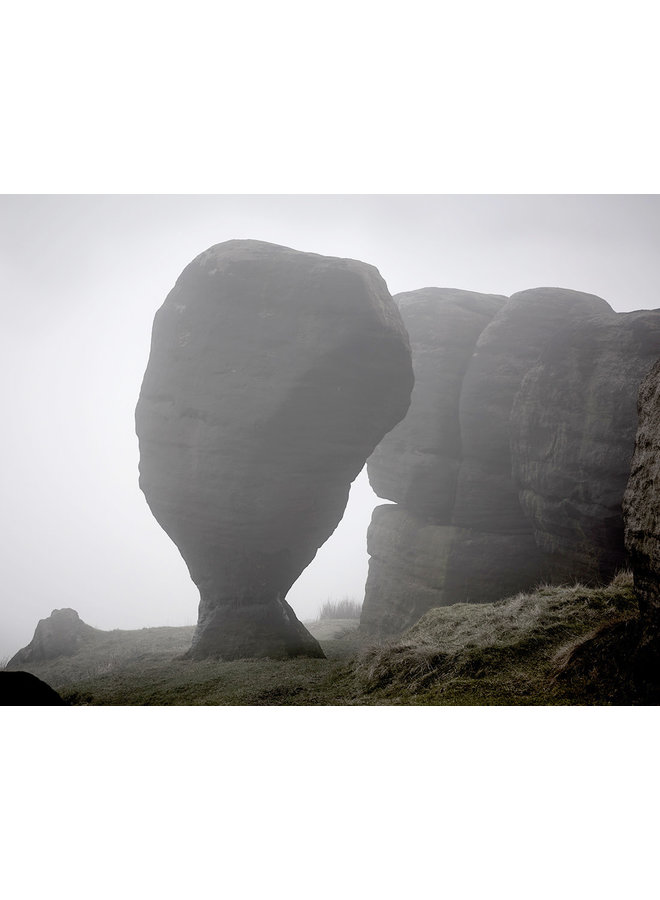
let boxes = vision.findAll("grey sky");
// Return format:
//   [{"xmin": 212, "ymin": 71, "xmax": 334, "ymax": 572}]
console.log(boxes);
[{"xmin": 1, "ymin": 194, "xmax": 659, "ymax": 659}]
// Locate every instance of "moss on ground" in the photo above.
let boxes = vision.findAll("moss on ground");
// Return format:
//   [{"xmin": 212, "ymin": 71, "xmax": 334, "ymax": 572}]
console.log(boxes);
[{"xmin": 4, "ymin": 576, "xmax": 649, "ymax": 705}]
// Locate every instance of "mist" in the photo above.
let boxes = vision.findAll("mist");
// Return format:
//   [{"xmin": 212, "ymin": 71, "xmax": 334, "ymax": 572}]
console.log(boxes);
[{"xmin": 2, "ymin": 193, "xmax": 659, "ymax": 660}]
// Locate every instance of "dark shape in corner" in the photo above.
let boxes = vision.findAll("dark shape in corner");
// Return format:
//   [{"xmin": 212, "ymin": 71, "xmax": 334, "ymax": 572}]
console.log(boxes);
[{"xmin": 0, "ymin": 672, "xmax": 67, "ymax": 706}]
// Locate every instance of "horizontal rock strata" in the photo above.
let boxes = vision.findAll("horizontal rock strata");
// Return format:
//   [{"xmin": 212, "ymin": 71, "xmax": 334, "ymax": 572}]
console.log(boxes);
[
  {"xmin": 623, "ymin": 358, "xmax": 660, "ymax": 620},
  {"xmin": 364, "ymin": 287, "xmax": 660, "ymax": 636},
  {"xmin": 512, "ymin": 309, "xmax": 660, "ymax": 581}
]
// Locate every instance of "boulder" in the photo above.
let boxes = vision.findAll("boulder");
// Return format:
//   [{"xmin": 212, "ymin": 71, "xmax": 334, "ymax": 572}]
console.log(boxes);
[
  {"xmin": 8, "ymin": 608, "xmax": 97, "ymax": 666},
  {"xmin": 0, "ymin": 672, "xmax": 66, "ymax": 706},
  {"xmin": 452, "ymin": 288, "xmax": 611, "ymax": 534},
  {"xmin": 136, "ymin": 240, "xmax": 413, "ymax": 659},
  {"xmin": 361, "ymin": 504, "xmax": 548, "ymax": 636},
  {"xmin": 513, "ymin": 310, "xmax": 660, "ymax": 581},
  {"xmin": 368, "ymin": 288, "xmax": 506, "ymax": 518},
  {"xmin": 361, "ymin": 505, "xmax": 458, "ymax": 634}
]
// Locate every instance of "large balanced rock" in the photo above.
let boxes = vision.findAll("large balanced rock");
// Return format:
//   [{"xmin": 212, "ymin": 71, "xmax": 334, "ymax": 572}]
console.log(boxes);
[
  {"xmin": 513, "ymin": 310, "xmax": 660, "ymax": 582},
  {"xmin": 623, "ymin": 358, "xmax": 660, "ymax": 621},
  {"xmin": 8, "ymin": 608, "xmax": 97, "ymax": 666},
  {"xmin": 136, "ymin": 240, "xmax": 413, "ymax": 659},
  {"xmin": 363, "ymin": 287, "xmax": 660, "ymax": 636}
]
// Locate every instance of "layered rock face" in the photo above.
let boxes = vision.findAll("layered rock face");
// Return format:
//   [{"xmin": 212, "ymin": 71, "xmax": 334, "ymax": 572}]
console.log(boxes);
[
  {"xmin": 513, "ymin": 310, "xmax": 660, "ymax": 581},
  {"xmin": 8, "ymin": 608, "xmax": 97, "ymax": 665},
  {"xmin": 136, "ymin": 240, "xmax": 413, "ymax": 659},
  {"xmin": 364, "ymin": 288, "xmax": 509, "ymax": 632},
  {"xmin": 368, "ymin": 288, "xmax": 507, "ymax": 517},
  {"xmin": 618, "ymin": 358, "xmax": 660, "ymax": 700},
  {"xmin": 452, "ymin": 289, "xmax": 610, "ymax": 536},
  {"xmin": 363, "ymin": 287, "xmax": 660, "ymax": 636},
  {"xmin": 623, "ymin": 358, "xmax": 660, "ymax": 621}
]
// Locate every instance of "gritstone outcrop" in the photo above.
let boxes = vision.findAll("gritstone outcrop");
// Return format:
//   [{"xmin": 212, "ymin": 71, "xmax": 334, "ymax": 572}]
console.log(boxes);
[
  {"xmin": 363, "ymin": 287, "xmax": 660, "ymax": 636},
  {"xmin": 513, "ymin": 309, "xmax": 660, "ymax": 582},
  {"xmin": 623, "ymin": 357, "xmax": 660, "ymax": 622},
  {"xmin": 8, "ymin": 608, "xmax": 98, "ymax": 666},
  {"xmin": 136, "ymin": 240, "xmax": 413, "ymax": 659},
  {"xmin": 556, "ymin": 355, "xmax": 660, "ymax": 704}
]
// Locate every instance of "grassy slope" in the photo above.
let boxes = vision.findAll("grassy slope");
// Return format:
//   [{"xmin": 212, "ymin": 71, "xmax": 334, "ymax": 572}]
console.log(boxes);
[
  {"xmin": 6, "ymin": 620, "xmax": 365, "ymax": 706},
  {"xmin": 4, "ymin": 575, "xmax": 643, "ymax": 705},
  {"xmin": 354, "ymin": 572, "xmax": 640, "ymax": 705}
]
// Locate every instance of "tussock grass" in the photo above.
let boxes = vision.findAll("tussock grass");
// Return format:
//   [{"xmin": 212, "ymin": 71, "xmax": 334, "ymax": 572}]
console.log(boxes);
[
  {"xmin": 353, "ymin": 571, "xmax": 639, "ymax": 704},
  {"xmin": 318, "ymin": 596, "xmax": 362, "ymax": 621}
]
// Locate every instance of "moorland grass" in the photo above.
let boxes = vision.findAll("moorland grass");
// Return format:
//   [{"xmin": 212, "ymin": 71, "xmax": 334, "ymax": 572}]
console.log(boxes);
[
  {"xmin": 318, "ymin": 597, "xmax": 362, "ymax": 621},
  {"xmin": 5, "ymin": 573, "xmax": 644, "ymax": 705},
  {"xmin": 353, "ymin": 571, "xmax": 639, "ymax": 704}
]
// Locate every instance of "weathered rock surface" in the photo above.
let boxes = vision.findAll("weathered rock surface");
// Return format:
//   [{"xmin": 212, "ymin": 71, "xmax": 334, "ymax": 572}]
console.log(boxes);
[
  {"xmin": 623, "ymin": 358, "xmax": 660, "ymax": 620},
  {"xmin": 8, "ymin": 608, "xmax": 98, "ymax": 666},
  {"xmin": 0, "ymin": 672, "xmax": 66, "ymax": 706},
  {"xmin": 513, "ymin": 310, "xmax": 660, "ymax": 582},
  {"xmin": 364, "ymin": 287, "xmax": 660, "ymax": 636},
  {"xmin": 361, "ymin": 504, "xmax": 548, "ymax": 634},
  {"xmin": 136, "ymin": 240, "xmax": 413, "ymax": 659},
  {"xmin": 452, "ymin": 288, "xmax": 611, "ymax": 534},
  {"xmin": 368, "ymin": 288, "xmax": 506, "ymax": 518}
]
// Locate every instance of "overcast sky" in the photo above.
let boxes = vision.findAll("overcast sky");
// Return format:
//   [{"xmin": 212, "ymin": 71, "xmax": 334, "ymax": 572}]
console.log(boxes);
[{"xmin": 1, "ymin": 193, "xmax": 659, "ymax": 659}]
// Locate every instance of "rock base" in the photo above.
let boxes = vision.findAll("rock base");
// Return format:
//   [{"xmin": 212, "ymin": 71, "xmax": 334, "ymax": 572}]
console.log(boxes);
[{"xmin": 185, "ymin": 596, "xmax": 326, "ymax": 660}]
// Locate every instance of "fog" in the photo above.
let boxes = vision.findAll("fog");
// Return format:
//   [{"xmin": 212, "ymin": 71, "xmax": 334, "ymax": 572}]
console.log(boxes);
[{"xmin": 2, "ymin": 194, "xmax": 659, "ymax": 660}]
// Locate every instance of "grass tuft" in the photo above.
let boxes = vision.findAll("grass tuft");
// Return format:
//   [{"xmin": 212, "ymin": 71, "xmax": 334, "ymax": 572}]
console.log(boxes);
[{"xmin": 318, "ymin": 596, "xmax": 362, "ymax": 621}]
